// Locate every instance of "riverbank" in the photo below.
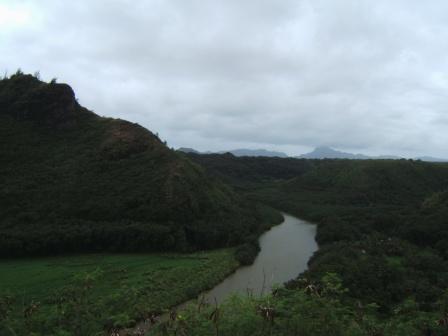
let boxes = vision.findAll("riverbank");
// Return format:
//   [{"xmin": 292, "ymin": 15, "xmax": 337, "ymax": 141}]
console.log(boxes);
[
  {"xmin": 205, "ymin": 213, "xmax": 317, "ymax": 304},
  {"xmin": 235, "ymin": 208, "xmax": 284, "ymax": 265},
  {"xmin": 0, "ymin": 249, "xmax": 239, "ymax": 335},
  {"xmin": 125, "ymin": 213, "xmax": 318, "ymax": 335}
]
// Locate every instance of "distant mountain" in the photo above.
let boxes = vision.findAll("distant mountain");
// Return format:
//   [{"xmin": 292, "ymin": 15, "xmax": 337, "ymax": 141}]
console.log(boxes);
[
  {"xmin": 298, "ymin": 146, "xmax": 370, "ymax": 159},
  {"xmin": 180, "ymin": 146, "xmax": 447, "ymax": 162},
  {"xmin": 177, "ymin": 147, "xmax": 200, "ymax": 154},
  {"xmin": 178, "ymin": 147, "xmax": 288, "ymax": 158},
  {"xmin": 223, "ymin": 149, "xmax": 288, "ymax": 158},
  {"xmin": 298, "ymin": 146, "xmax": 447, "ymax": 162},
  {"xmin": 416, "ymin": 156, "xmax": 448, "ymax": 162},
  {"xmin": 376, "ymin": 155, "xmax": 402, "ymax": 160}
]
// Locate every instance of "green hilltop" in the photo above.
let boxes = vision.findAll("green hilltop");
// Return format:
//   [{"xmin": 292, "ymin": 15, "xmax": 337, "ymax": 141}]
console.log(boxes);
[{"xmin": 0, "ymin": 72, "xmax": 279, "ymax": 257}]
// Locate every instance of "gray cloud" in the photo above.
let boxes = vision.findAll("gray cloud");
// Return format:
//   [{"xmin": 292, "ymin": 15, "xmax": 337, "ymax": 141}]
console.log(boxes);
[{"xmin": 1, "ymin": 0, "xmax": 448, "ymax": 157}]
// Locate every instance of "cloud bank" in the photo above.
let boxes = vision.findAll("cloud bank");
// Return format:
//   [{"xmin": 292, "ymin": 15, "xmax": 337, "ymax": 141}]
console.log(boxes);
[{"xmin": 1, "ymin": 0, "xmax": 448, "ymax": 157}]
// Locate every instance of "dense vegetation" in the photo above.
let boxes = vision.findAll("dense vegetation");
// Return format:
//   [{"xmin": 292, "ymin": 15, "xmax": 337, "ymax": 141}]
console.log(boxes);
[
  {"xmin": 3, "ymin": 71, "xmax": 448, "ymax": 334},
  {"xmin": 0, "ymin": 250, "xmax": 239, "ymax": 335},
  {"xmin": 150, "ymin": 273, "xmax": 448, "ymax": 336},
  {"xmin": 185, "ymin": 153, "xmax": 448, "ymax": 335},
  {"xmin": 0, "ymin": 72, "xmax": 280, "ymax": 257}
]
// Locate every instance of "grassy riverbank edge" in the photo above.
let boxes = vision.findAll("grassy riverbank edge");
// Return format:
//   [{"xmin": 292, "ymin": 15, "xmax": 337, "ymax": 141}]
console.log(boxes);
[
  {"xmin": 0, "ymin": 249, "xmax": 240, "ymax": 335},
  {"xmin": 122, "ymin": 211, "xmax": 288, "ymax": 335},
  {"xmin": 235, "ymin": 207, "xmax": 284, "ymax": 265}
]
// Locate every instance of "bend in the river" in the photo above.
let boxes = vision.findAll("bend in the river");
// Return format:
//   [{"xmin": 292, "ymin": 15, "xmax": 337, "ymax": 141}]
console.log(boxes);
[
  {"xmin": 205, "ymin": 213, "xmax": 318, "ymax": 304},
  {"xmin": 124, "ymin": 213, "xmax": 317, "ymax": 335}
]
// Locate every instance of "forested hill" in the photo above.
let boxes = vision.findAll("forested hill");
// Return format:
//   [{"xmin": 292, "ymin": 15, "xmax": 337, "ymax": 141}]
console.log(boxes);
[
  {"xmin": 187, "ymin": 153, "xmax": 448, "ymax": 246},
  {"xmin": 186, "ymin": 153, "xmax": 448, "ymax": 324},
  {"xmin": 0, "ymin": 73, "xmax": 276, "ymax": 256}
]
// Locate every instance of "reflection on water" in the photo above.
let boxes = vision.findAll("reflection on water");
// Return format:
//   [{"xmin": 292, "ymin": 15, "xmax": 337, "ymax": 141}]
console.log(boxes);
[{"xmin": 205, "ymin": 213, "xmax": 318, "ymax": 304}]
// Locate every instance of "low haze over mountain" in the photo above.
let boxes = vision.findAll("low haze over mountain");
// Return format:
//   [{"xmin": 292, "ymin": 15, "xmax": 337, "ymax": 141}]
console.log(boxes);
[
  {"xmin": 298, "ymin": 146, "xmax": 371, "ymax": 160},
  {"xmin": 415, "ymin": 156, "xmax": 448, "ymax": 162},
  {"xmin": 177, "ymin": 147, "xmax": 201, "ymax": 154},
  {"xmin": 179, "ymin": 146, "xmax": 447, "ymax": 162},
  {"xmin": 224, "ymin": 149, "xmax": 288, "ymax": 158},
  {"xmin": 178, "ymin": 147, "xmax": 288, "ymax": 158},
  {"xmin": 299, "ymin": 146, "xmax": 447, "ymax": 161}
]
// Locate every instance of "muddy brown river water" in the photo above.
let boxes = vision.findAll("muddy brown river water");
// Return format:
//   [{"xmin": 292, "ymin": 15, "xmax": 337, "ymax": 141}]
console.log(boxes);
[
  {"xmin": 204, "ymin": 213, "xmax": 318, "ymax": 303},
  {"xmin": 123, "ymin": 213, "xmax": 317, "ymax": 335}
]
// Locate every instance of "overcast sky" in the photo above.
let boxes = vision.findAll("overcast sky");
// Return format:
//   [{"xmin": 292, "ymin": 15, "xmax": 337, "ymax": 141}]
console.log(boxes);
[{"xmin": 1, "ymin": 0, "xmax": 448, "ymax": 157}]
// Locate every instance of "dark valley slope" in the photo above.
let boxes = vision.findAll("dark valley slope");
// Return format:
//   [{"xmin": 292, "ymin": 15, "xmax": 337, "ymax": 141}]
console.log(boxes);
[
  {"xmin": 0, "ymin": 73, "xmax": 278, "ymax": 256},
  {"xmin": 187, "ymin": 154, "xmax": 448, "ymax": 246},
  {"xmin": 187, "ymin": 153, "xmax": 448, "ymax": 314}
]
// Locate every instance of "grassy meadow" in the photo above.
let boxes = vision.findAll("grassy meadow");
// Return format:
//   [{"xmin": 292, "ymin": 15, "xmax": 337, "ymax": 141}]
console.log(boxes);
[{"xmin": 0, "ymin": 249, "xmax": 239, "ymax": 335}]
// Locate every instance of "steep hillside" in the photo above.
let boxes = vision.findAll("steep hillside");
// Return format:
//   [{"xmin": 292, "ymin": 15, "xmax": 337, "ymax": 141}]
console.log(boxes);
[
  {"xmin": 0, "ymin": 73, "xmax": 274, "ymax": 256},
  {"xmin": 189, "ymin": 155, "xmax": 448, "ymax": 242},
  {"xmin": 283, "ymin": 159, "xmax": 448, "ymax": 205},
  {"xmin": 185, "ymin": 153, "xmax": 313, "ymax": 186},
  {"xmin": 187, "ymin": 154, "xmax": 448, "ymax": 206}
]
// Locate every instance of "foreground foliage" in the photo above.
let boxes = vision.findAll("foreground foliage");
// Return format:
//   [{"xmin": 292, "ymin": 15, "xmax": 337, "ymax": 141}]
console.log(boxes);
[
  {"xmin": 0, "ymin": 250, "xmax": 239, "ymax": 335},
  {"xmin": 151, "ymin": 273, "xmax": 448, "ymax": 336}
]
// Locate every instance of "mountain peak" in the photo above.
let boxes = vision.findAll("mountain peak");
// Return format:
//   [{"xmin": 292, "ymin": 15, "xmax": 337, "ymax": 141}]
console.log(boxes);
[
  {"xmin": 0, "ymin": 72, "xmax": 262, "ymax": 256},
  {"xmin": 224, "ymin": 148, "xmax": 288, "ymax": 157},
  {"xmin": 299, "ymin": 146, "xmax": 369, "ymax": 159},
  {"xmin": 0, "ymin": 73, "xmax": 81, "ymax": 128}
]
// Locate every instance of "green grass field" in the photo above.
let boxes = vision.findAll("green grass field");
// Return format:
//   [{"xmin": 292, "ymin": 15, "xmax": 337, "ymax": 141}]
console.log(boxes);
[{"xmin": 0, "ymin": 249, "xmax": 239, "ymax": 335}]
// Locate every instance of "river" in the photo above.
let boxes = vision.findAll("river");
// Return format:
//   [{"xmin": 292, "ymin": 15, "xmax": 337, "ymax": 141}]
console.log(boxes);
[
  {"xmin": 124, "ymin": 213, "xmax": 317, "ymax": 335},
  {"xmin": 204, "ymin": 213, "xmax": 318, "ymax": 304}
]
